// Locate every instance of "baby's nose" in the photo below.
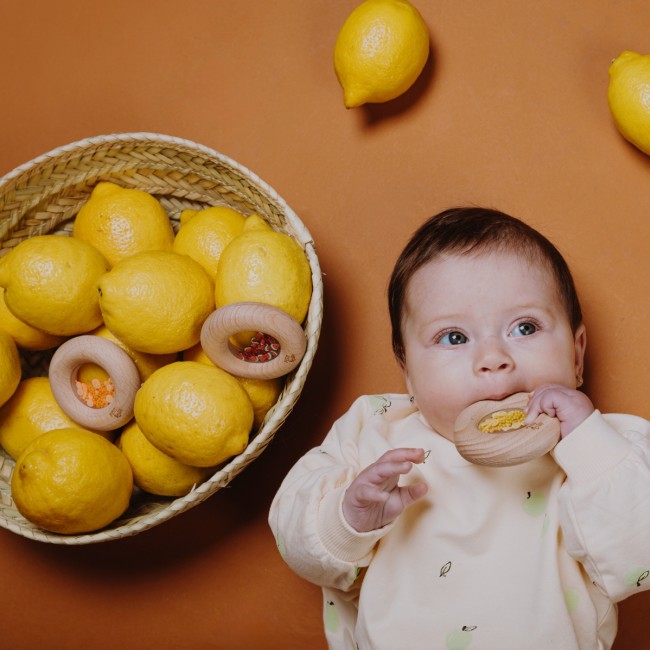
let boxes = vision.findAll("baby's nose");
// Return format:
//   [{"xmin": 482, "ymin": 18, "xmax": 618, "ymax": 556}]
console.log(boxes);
[{"xmin": 474, "ymin": 338, "xmax": 514, "ymax": 374}]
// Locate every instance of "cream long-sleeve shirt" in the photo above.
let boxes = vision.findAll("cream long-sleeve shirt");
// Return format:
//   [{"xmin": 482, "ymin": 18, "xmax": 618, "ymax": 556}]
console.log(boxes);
[{"xmin": 269, "ymin": 394, "xmax": 650, "ymax": 650}]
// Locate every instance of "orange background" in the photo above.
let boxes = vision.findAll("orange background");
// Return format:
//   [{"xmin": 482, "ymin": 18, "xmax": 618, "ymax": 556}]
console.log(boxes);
[{"xmin": 1, "ymin": 1, "xmax": 649, "ymax": 648}]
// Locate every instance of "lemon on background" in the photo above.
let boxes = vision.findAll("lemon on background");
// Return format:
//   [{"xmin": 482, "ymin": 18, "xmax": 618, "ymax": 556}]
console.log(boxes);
[
  {"xmin": 608, "ymin": 50, "xmax": 650, "ymax": 155},
  {"xmin": 11, "ymin": 427, "xmax": 133, "ymax": 534},
  {"xmin": 183, "ymin": 342, "xmax": 283, "ymax": 430},
  {"xmin": 172, "ymin": 206, "xmax": 246, "ymax": 281},
  {"xmin": 118, "ymin": 420, "xmax": 214, "ymax": 497},
  {"xmin": 73, "ymin": 182, "xmax": 175, "ymax": 267},
  {"xmin": 0, "ymin": 235, "xmax": 108, "ymax": 336},
  {"xmin": 0, "ymin": 328, "xmax": 20, "ymax": 408},
  {"xmin": 0, "ymin": 377, "xmax": 113, "ymax": 460},
  {"xmin": 215, "ymin": 215, "xmax": 312, "ymax": 348},
  {"xmin": 134, "ymin": 361, "xmax": 253, "ymax": 467},
  {"xmin": 333, "ymin": 0, "xmax": 429, "ymax": 108},
  {"xmin": 77, "ymin": 325, "xmax": 177, "ymax": 385},
  {"xmin": 0, "ymin": 287, "xmax": 64, "ymax": 351},
  {"xmin": 98, "ymin": 250, "xmax": 215, "ymax": 355}
]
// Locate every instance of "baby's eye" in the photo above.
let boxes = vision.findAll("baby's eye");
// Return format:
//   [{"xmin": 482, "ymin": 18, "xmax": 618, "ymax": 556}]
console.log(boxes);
[
  {"xmin": 511, "ymin": 321, "xmax": 538, "ymax": 337},
  {"xmin": 438, "ymin": 330, "xmax": 468, "ymax": 345}
]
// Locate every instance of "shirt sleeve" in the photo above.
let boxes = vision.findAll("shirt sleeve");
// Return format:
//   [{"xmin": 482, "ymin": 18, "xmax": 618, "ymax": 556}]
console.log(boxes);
[
  {"xmin": 552, "ymin": 410, "xmax": 650, "ymax": 602},
  {"xmin": 268, "ymin": 396, "xmax": 391, "ymax": 591}
]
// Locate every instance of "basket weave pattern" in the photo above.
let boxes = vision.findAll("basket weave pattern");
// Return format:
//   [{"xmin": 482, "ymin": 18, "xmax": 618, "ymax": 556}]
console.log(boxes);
[{"xmin": 0, "ymin": 133, "xmax": 323, "ymax": 544}]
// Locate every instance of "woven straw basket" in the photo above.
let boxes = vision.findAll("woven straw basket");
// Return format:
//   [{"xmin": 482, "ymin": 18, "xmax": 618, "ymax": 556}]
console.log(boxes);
[{"xmin": 0, "ymin": 132, "xmax": 323, "ymax": 544}]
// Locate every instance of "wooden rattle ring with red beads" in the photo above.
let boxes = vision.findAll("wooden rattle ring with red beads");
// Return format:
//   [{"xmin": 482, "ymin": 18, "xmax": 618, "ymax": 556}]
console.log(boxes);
[
  {"xmin": 48, "ymin": 335, "xmax": 141, "ymax": 431},
  {"xmin": 453, "ymin": 392, "xmax": 561, "ymax": 467},
  {"xmin": 200, "ymin": 302, "xmax": 307, "ymax": 380}
]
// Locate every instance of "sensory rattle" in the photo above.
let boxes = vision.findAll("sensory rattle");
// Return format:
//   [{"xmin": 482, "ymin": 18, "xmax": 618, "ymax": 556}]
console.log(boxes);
[
  {"xmin": 200, "ymin": 302, "xmax": 307, "ymax": 381},
  {"xmin": 48, "ymin": 335, "xmax": 141, "ymax": 431},
  {"xmin": 453, "ymin": 392, "xmax": 561, "ymax": 467}
]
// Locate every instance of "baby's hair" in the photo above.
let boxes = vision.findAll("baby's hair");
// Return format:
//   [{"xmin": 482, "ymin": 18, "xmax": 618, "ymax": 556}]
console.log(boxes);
[{"xmin": 388, "ymin": 207, "xmax": 583, "ymax": 364}]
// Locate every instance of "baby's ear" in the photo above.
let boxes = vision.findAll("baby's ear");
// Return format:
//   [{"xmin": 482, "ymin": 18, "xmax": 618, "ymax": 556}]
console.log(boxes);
[{"xmin": 573, "ymin": 323, "xmax": 587, "ymax": 385}]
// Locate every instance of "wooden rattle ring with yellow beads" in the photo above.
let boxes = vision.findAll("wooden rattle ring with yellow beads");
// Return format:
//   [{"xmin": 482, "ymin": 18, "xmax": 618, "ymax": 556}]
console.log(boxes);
[
  {"xmin": 453, "ymin": 392, "xmax": 561, "ymax": 467},
  {"xmin": 200, "ymin": 302, "xmax": 307, "ymax": 380},
  {"xmin": 48, "ymin": 335, "xmax": 141, "ymax": 431}
]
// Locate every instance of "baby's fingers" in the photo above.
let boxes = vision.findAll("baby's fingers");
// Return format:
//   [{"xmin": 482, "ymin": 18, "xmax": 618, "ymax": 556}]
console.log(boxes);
[
  {"xmin": 526, "ymin": 384, "xmax": 594, "ymax": 436},
  {"xmin": 400, "ymin": 482, "xmax": 429, "ymax": 507},
  {"xmin": 366, "ymin": 459, "xmax": 418, "ymax": 488}
]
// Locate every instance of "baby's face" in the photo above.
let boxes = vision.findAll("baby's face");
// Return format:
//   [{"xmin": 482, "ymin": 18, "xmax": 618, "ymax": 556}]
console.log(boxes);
[{"xmin": 400, "ymin": 251, "xmax": 586, "ymax": 441}]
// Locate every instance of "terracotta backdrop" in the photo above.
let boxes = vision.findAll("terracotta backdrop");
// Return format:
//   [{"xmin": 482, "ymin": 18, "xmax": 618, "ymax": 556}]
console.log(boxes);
[{"xmin": 1, "ymin": 1, "xmax": 649, "ymax": 648}]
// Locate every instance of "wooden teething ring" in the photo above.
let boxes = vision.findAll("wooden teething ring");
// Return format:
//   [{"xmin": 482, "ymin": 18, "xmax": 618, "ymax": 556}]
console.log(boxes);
[
  {"xmin": 453, "ymin": 392, "xmax": 561, "ymax": 467},
  {"xmin": 200, "ymin": 302, "xmax": 307, "ymax": 380},
  {"xmin": 48, "ymin": 335, "xmax": 141, "ymax": 431}
]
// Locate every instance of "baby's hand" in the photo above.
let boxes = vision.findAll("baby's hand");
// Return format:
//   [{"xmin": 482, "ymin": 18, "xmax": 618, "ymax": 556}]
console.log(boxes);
[
  {"xmin": 526, "ymin": 384, "xmax": 595, "ymax": 438},
  {"xmin": 342, "ymin": 448, "xmax": 428, "ymax": 533}
]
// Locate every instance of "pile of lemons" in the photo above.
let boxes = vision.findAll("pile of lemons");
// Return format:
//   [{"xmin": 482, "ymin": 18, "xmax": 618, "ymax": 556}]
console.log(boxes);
[{"xmin": 0, "ymin": 181, "xmax": 312, "ymax": 535}]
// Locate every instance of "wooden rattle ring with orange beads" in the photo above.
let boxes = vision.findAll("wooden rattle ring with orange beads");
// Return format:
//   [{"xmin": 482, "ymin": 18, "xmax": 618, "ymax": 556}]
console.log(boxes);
[
  {"xmin": 453, "ymin": 392, "xmax": 561, "ymax": 467},
  {"xmin": 48, "ymin": 335, "xmax": 141, "ymax": 432},
  {"xmin": 200, "ymin": 302, "xmax": 307, "ymax": 380}
]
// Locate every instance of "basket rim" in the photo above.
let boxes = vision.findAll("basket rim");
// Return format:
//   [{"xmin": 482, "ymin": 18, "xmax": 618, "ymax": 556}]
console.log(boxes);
[
  {"xmin": 0, "ymin": 131, "xmax": 316, "ymax": 250},
  {"xmin": 0, "ymin": 132, "xmax": 323, "ymax": 544}
]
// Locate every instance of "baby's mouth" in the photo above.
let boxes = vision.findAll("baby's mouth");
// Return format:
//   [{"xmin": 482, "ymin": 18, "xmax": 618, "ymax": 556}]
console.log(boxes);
[{"xmin": 479, "ymin": 390, "xmax": 525, "ymax": 404}]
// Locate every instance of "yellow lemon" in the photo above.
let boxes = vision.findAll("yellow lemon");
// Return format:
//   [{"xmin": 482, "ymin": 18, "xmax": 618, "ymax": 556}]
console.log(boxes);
[
  {"xmin": 11, "ymin": 427, "xmax": 133, "ymax": 534},
  {"xmin": 77, "ymin": 325, "xmax": 177, "ymax": 385},
  {"xmin": 334, "ymin": 0, "xmax": 429, "ymax": 108},
  {"xmin": 0, "ymin": 235, "xmax": 108, "ymax": 336},
  {"xmin": 134, "ymin": 361, "xmax": 253, "ymax": 467},
  {"xmin": 73, "ymin": 181, "xmax": 175, "ymax": 267},
  {"xmin": 98, "ymin": 250, "xmax": 215, "ymax": 355},
  {"xmin": 237, "ymin": 375, "xmax": 283, "ymax": 430},
  {"xmin": 608, "ymin": 50, "xmax": 650, "ymax": 155},
  {"xmin": 0, "ymin": 287, "xmax": 64, "ymax": 351},
  {"xmin": 183, "ymin": 342, "xmax": 283, "ymax": 430},
  {"xmin": 118, "ymin": 420, "xmax": 214, "ymax": 497},
  {"xmin": 215, "ymin": 215, "xmax": 312, "ymax": 340},
  {"xmin": 172, "ymin": 206, "xmax": 246, "ymax": 281},
  {"xmin": 182, "ymin": 341, "xmax": 215, "ymax": 366},
  {"xmin": 179, "ymin": 209, "xmax": 199, "ymax": 226},
  {"xmin": 0, "ymin": 377, "xmax": 113, "ymax": 460},
  {"xmin": 0, "ymin": 328, "xmax": 20, "ymax": 408}
]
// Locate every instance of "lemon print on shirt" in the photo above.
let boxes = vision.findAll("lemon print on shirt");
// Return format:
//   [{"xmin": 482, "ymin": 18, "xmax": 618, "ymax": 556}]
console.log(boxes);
[
  {"xmin": 276, "ymin": 531, "xmax": 287, "ymax": 560},
  {"xmin": 445, "ymin": 626, "xmax": 476, "ymax": 650},
  {"xmin": 564, "ymin": 588, "xmax": 580, "ymax": 613},
  {"xmin": 522, "ymin": 491, "xmax": 547, "ymax": 516},
  {"xmin": 325, "ymin": 600, "xmax": 340, "ymax": 634},
  {"xmin": 368, "ymin": 395, "xmax": 391, "ymax": 415},
  {"xmin": 624, "ymin": 567, "xmax": 650, "ymax": 588}
]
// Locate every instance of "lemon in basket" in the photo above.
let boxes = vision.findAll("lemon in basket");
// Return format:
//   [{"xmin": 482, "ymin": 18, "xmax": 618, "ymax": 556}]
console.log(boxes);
[
  {"xmin": 0, "ymin": 328, "xmax": 20, "ymax": 408},
  {"xmin": 215, "ymin": 215, "xmax": 312, "ymax": 347},
  {"xmin": 98, "ymin": 250, "xmax": 215, "ymax": 355},
  {"xmin": 172, "ymin": 206, "xmax": 246, "ymax": 281},
  {"xmin": 0, "ymin": 287, "xmax": 64, "ymax": 351},
  {"xmin": 134, "ymin": 361, "xmax": 253, "ymax": 467},
  {"xmin": 73, "ymin": 181, "xmax": 175, "ymax": 267},
  {"xmin": 183, "ymin": 342, "xmax": 283, "ymax": 430},
  {"xmin": 608, "ymin": 50, "xmax": 650, "ymax": 155},
  {"xmin": 0, "ymin": 377, "xmax": 113, "ymax": 460},
  {"xmin": 118, "ymin": 420, "xmax": 214, "ymax": 497},
  {"xmin": 0, "ymin": 235, "xmax": 108, "ymax": 336},
  {"xmin": 333, "ymin": 0, "xmax": 429, "ymax": 108},
  {"xmin": 11, "ymin": 427, "xmax": 133, "ymax": 535}
]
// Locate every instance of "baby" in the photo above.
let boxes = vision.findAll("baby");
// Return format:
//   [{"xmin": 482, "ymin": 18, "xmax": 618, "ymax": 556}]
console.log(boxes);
[{"xmin": 269, "ymin": 207, "xmax": 650, "ymax": 650}]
